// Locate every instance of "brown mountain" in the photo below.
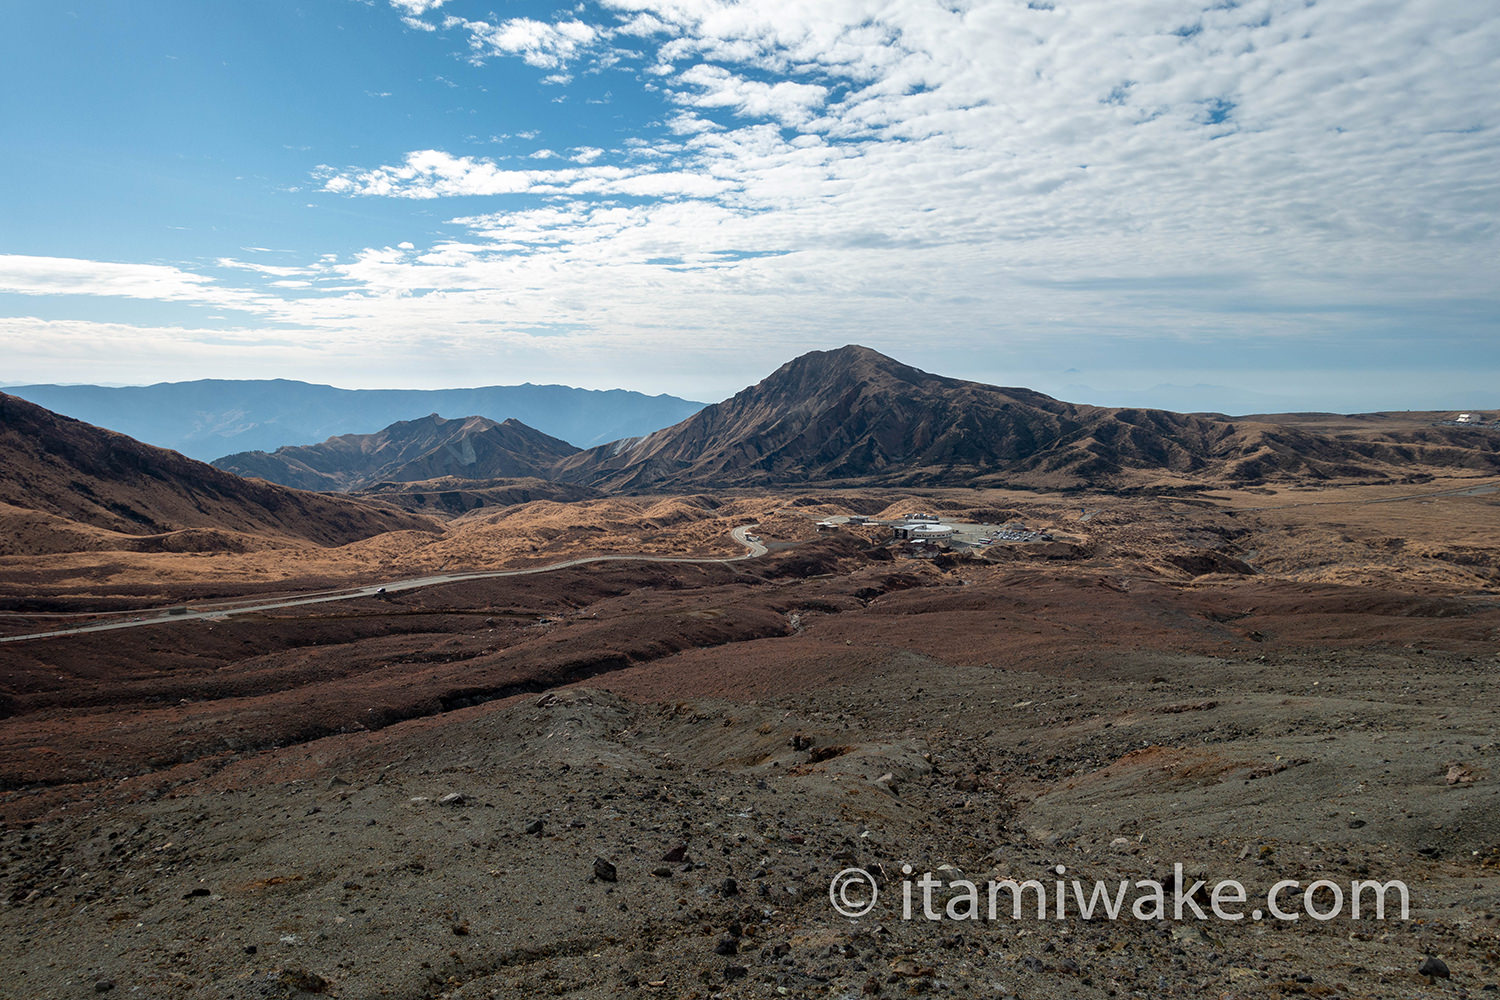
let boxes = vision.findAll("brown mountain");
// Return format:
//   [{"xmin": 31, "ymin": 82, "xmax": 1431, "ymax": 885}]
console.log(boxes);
[
  {"xmin": 553, "ymin": 346, "xmax": 1500, "ymax": 490},
  {"xmin": 0, "ymin": 392, "xmax": 435, "ymax": 546},
  {"xmin": 212, "ymin": 414, "xmax": 581, "ymax": 493}
]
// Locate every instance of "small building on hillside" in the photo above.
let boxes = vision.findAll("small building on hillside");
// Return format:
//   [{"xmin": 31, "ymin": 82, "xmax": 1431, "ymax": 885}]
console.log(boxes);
[{"xmin": 893, "ymin": 521, "xmax": 956, "ymax": 541}]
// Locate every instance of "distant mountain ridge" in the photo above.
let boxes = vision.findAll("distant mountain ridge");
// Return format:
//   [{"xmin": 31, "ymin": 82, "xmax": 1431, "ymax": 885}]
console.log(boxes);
[
  {"xmin": 3, "ymin": 379, "xmax": 705, "ymax": 461},
  {"xmin": 0, "ymin": 392, "xmax": 434, "ymax": 548},
  {"xmin": 213, "ymin": 413, "xmax": 580, "ymax": 492}
]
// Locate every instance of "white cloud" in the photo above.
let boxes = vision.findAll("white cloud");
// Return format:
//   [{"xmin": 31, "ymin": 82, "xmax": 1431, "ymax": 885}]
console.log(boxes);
[
  {"xmin": 445, "ymin": 16, "xmax": 601, "ymax": 69},
  {"xmin": 673, "ymin": 63, "xmax": 828, "ymax": 126},
  {"xmin": 388, "ymin": 0, "xmax": 448, "ymax": 15}
]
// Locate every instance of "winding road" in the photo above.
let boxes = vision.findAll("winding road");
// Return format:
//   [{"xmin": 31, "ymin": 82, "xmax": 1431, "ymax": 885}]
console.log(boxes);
[{"xmin": 0, "ymin": 525, "xmax": 769, "ymax": 645}]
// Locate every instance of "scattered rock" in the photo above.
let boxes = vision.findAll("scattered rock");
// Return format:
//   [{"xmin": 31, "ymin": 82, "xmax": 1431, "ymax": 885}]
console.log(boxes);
[
  {"xmin": 1447, "ymin": 764, "xmax": 1477, "ymax": 786},
  {"xmin": 1419, "ymin": 956, "xmax": 1451, "ymax": 980},
  {"xmin": 891, "ymin": 957, "xmax": 934, "ymax": 977},
  {"xmin": 593, "ymin": 857, "xmax": 618, "ymax": 883},
  {"xmin": 524, "ymin": 818, "xmax": 545, "ymax": 836},
  {"xmin": 437, "ymin": 792, "xmax": 466, "ymax": 807},
  {"xmin": 276, "ymin": 967, "xmax": 330, "ymax": 994}
]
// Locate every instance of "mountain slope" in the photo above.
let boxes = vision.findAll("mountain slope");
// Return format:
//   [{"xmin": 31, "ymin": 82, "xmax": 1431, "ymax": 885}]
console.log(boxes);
[
  {"xmin": 3, "ymin": 380, "xmax": 705, "ymax": 460},
  {"xmin": 554, "ymin": 346, "xmax": 1500, "ymax": 490},
  {"xmin": 355, "ymin": 477, "xmax": 603, "ymax": 516},
  {"xmin": 212, "ymin": 414, "xmax": 581, "ymax": 492},
  {"xmin": 0, "ymin": 393, "xmax": 436, "ymax": 546}
]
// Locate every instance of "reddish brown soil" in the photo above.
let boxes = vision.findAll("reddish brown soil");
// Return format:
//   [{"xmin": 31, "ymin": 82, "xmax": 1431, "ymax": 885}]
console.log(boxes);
[{"xmin": 2, "ymin": 482, "xmax": 1499, "ymax": 998}]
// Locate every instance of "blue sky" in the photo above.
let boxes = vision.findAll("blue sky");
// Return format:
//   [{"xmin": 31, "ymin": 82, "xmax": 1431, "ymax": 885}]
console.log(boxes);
[{"xmin": 1, "ymin": 0, "xmax": 1496, "ymax": 411}]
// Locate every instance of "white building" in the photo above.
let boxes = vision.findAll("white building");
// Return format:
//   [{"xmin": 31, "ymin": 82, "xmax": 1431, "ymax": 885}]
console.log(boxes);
[{"xmin": 893, "ymin": 521, "xmax": 956, "ymax": 541}]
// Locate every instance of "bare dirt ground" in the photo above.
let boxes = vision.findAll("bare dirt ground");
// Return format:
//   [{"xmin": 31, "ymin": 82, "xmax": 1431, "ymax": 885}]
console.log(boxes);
[{"xmin": 2, "ymin": 478, "xmax": 1500, "ymax": 998}]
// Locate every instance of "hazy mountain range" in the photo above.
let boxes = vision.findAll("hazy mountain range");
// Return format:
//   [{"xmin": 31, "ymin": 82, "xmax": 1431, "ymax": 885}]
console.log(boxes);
[
  {"xmin": 190, "ymin": 345, "xmax": 1499, "ymax": 497},
  {"xmin": 1, "ymin": 380, "xmax": 705, "ymax": 461},
  {"xmin": 1, "ymin": 347, "xmax": 1494, "ymax": 560}
]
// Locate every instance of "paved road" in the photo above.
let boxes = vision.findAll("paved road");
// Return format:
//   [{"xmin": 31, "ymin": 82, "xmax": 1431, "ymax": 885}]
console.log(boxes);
[{"xmin": 0, "ymin": 526, "xmax": 769, "ymax": 645}]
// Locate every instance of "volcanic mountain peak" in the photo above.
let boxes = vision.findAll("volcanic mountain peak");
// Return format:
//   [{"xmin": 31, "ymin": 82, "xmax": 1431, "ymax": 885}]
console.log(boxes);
[
  {"xmin": 736, "ymin": 344, "xmax": 1065, "ymax": 414},
  {"xmin": 549, "ymin": 345, "xmax": 1084, "ymax": 489},
  {"xmin": 769, "ymin": 343, "xmax": 924, "ymax": 382},
  {"xmin": 741, "ymin": 344, "xmax": 943, "ymax": 402},
  {"xmin": 212, "ymin": 412, "xmax": 581, "ymax": 492}
]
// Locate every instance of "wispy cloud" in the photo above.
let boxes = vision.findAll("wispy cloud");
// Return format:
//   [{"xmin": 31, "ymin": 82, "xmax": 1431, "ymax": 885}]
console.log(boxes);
[
  {"xmin": 343, "ymin": 3, "xmax": 1492, "ymax": 308},
  {"xmin": 0, "ymin": 255, "xmax": 274, "ymax": 314},
  {"xmin": 317, "ymin": 149, "xmax": 733, "ymax": 200},
  {"xmin": 214, "ymin": 258, "xmax": 309, "ymax": 278}
]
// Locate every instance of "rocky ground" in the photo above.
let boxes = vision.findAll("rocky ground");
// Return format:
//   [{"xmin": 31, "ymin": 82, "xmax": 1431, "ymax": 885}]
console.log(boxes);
[{"xmin": 2, "ymin": 482, "xmax": 1500, "ymax": 998}]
